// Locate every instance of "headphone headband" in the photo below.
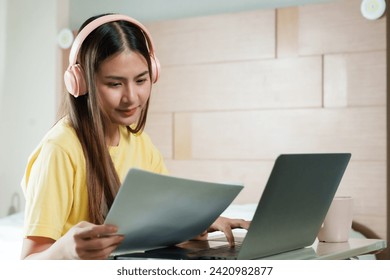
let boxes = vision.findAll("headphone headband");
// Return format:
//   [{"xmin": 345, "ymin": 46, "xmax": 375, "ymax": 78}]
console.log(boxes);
[
  {"xmin": 68, "ymin": 14, "xmax": 157, "ymax": 65},
  {"xmin": 64, "ymin": 14, "xmax": 160, "ymax": 97}
]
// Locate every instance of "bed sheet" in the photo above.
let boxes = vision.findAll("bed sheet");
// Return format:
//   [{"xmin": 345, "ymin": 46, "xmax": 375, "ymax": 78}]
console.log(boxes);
[{"xmin": 0, "ymin": 212, "xmax": 24, "ymax": 260}]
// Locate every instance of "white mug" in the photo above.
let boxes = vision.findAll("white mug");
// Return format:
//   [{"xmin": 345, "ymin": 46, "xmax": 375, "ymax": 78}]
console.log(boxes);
[{"xmin": 317, "ymin": 196, "xmax": 353, "ymax": 243}]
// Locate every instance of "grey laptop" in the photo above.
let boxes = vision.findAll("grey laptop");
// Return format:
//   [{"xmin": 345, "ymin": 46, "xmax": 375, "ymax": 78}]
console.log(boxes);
[
  {"xmin": 105, "ymin": 168, "xmax": 243, "ymax": 256},
  {"xmin": 115, "ymin": 153, "xmax": 351, "ymax": 260}
]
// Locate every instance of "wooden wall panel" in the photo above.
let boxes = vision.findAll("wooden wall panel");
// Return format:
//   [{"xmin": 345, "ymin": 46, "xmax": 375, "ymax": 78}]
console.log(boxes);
[
  {"xmin": 276, "ymin": 7, "xmax": 299, "ymax": 58},
  {"xmin": 144, "ymin": 113, "xmax": 173, "ymax": 159},
  {"xmin": 145, "ymin": 10, "xmax": 276, "ymax": 66},
  {"xmin": 299, "ymin": 0, "xmax": 386, "ymax": 55},
  {"xmin": 174, "ymin": 108, "xmax": 385, "ymax": 161},
  {"xmin": 324, "ymin": 51, "xmax": 386, "ymax": 107},
  {"xmin": 173, "ymin": 113, "xmax": 192, "ymax": 160},
  {"xmin": 144, "ymin": 0, "xmax": 387, "ymax": 241},
  {"xmin": 151, "ymin": 56, "xmax": 322, "ymax": 112},
  {"xmin": 337, "ymin": 161, "xmax": 387, "ymax": 238},
  {"xmin": 165, "ymin": 159, "xmax": 274, "ymax": 204}
]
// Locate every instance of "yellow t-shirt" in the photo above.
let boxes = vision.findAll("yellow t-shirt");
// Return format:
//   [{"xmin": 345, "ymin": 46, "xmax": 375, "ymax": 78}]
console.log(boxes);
[{"xmin": 21, "ymin": 118, "xmax": 168, "ymax": 240}]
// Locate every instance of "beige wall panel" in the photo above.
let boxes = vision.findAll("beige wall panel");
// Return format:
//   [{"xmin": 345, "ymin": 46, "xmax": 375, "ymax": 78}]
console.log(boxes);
[
  {"xmin": 336, "ymin": 161, "xmax": 386, "ymax": 238},
  {"xmin": 174, "ymin": 107, "xmax": 385, "ymax": 161},
  {"xmin": 174, "ymin": 113, "xmax": 192, "ymax": 160},
  {"xmin": 145, "ymin": 10, "xmax": 275, "ymax": 66},
  {"xmin": 165, "ymin": 159, "xmax": 275, "ymax": 204},
  {"xmin": 324, "ymin": 51, "xmax": 386, "ymax": 107},
  {"xmin": 151, "ymin": 56, "xmax": 322, "ymax": 112},
  {"xmin": 276, "ymin": 7, "xmax": 299, "ymax": 58},
  {"xmin": 144, "ymin": 113, "xmax": 173, "ymax": 159},
  {"xmin": 355, "ymin": 216, "xmax": 386, "ymax": 239},
  {"xmin": 142, "ymin": 0, "xmax": 387, "ymax": 243},
  {"xmin": 299, "ymin": 0, "xmax": 386, "ymax": 55}
]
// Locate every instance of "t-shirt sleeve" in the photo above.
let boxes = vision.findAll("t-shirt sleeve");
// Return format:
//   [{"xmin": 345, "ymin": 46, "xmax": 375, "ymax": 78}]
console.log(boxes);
[{"xmin": 23, "ymin": 141, "xmax": 75, "ymax": 240}]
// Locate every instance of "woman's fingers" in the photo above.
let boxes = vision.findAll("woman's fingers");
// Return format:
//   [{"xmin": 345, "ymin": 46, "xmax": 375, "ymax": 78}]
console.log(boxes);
[
  {"xmin": 208, "ymin": 217, "xmax": 251, "ymax": 247},
  {"xmin": 74, "ymin": 222, "xmax": 119, "ymax": 239},
  {"xmin": 68, "ymin": 222, "xmax": 124, "ymax": 259}
]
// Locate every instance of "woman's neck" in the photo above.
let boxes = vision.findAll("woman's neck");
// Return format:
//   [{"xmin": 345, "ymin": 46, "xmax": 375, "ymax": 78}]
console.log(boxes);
[{"xmin": 105, "ymin": 123, "xmax": 120, "ymax": 147}]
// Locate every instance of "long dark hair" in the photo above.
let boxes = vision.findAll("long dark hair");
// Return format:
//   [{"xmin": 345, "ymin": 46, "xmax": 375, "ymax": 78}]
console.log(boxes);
[{"xmin": 63, "ymin": 14, "xmax": 152, "ymax": 224}]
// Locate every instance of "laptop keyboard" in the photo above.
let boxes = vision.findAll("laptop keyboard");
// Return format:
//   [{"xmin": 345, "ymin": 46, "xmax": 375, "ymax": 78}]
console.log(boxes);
[{"xmin": 194, "ymin": 243, "xmax": 242, "ymax": 260}]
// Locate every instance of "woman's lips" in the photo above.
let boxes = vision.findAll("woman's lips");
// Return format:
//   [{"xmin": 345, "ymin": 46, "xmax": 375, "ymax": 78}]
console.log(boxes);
[{"xmin": 118, "ymin": 107, "xmax": 138, "ymax": 117}]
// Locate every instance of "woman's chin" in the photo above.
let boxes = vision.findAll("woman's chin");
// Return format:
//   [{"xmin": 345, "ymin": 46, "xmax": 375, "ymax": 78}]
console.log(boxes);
[{"xmin": 114, "ymin": 116, "xmax": 138, "ymax": 127}]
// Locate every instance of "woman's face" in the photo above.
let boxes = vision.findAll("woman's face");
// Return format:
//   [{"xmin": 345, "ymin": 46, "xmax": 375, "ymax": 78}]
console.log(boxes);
[{"xmin": 95, "ymin": 50, "xmax": 151, "ymax": 127}]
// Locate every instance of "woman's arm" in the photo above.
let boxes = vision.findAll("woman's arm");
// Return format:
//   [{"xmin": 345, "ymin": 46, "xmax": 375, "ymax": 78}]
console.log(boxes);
[{"xmin": 21, "ymin": 222, "xmax": 124, "ymax": 260}]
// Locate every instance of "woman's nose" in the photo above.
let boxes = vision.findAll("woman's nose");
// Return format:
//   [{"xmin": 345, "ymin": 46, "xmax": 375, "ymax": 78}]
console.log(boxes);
[{"xmin": 122, "ymin": 84, "xmax": 135, "ymax": 102}]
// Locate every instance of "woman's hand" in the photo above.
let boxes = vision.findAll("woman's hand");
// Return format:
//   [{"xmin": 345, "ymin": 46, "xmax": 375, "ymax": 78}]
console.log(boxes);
[
  {"xmin": 21, "ymin": 221, "xmax": 124, "ymax": 260},
  {"xmin": 58, "ymin": 221, "xmax": 125, "ymax": 259},
  {"xmin": 207, "ymin": 216, "xmax": 250, "ymax": 247}
]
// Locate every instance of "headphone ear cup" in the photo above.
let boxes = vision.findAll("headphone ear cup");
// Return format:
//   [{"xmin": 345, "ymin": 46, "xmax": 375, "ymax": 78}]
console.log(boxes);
[
  {"xmin": 150, "ymin": 55, "xmax": 160, "ymax": 83},
  {"xmin": 64, "ymin": 64, "xmax": 87, "ymax": 97}
]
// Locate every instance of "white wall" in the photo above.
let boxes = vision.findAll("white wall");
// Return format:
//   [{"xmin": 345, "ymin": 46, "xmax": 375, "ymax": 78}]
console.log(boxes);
[
  {"xmin": 0, "ymin": 0, "xmax": 69, "ymax": 217},
  {"xmin": 0, "ymin": 0, "xmax": 6, "ymax": 109}
]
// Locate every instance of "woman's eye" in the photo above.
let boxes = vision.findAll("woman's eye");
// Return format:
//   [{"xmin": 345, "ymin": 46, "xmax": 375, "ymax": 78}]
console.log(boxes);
[
  {"xmin": 108, "ymin": 82, "xmax": 121, "ymax": 87},
  {"xmin": 136, "ymin": 78, "xmax": 147, "ymax": 85}
]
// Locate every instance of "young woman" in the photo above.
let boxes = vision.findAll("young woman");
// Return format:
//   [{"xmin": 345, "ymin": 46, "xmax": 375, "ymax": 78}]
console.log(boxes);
[{"xmin": 20, "ymin": 14, "xmax": 249, "ymax": 260}]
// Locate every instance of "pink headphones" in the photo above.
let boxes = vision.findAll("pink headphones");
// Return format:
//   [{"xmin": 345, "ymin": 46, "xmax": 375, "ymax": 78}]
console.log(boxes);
[{"xmin": 64, "ymin": 14, "xmax": 160, "ymax": 97}]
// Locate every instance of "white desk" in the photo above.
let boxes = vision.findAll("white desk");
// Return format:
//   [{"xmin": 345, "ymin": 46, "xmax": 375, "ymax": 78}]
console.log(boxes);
[
  {"xmin": 260, "ymin": 238, "xmax": 386, "ymax": 260},
  {"xmin": 113, "ymin": 237, "xmax": 386, "ymax": 260},
  {"xmin": 111, "ymin": 203, "xmax": 387, "ymax": 260}
]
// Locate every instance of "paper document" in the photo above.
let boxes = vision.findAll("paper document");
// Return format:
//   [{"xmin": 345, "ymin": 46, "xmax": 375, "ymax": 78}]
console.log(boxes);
[{"xmin": 104, "ymin": 168, "xmax": 243, "ymax": 255}]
